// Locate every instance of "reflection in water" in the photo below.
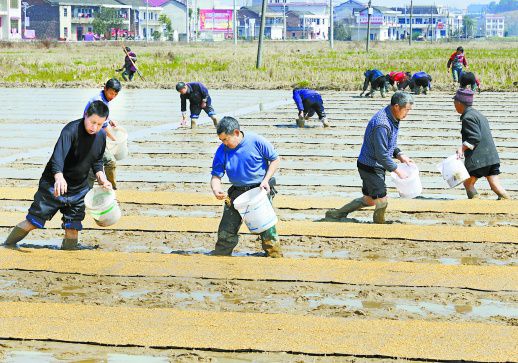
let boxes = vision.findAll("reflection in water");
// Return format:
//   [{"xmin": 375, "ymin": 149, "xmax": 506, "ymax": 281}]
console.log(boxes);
[{"xmin": 2, "ymin": 351, "xmax": 169, "ymax": 363}]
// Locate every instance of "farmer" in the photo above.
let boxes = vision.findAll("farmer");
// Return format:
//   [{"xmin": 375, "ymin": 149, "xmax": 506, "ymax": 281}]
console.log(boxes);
[
  {"xmin": 447, "ymin": 46, "xmax": 469, "ymax": 84},
  {"xmin": 401, "ymin": 71, "xmax": 432, "ymax": 95},
  {"xmin": 360, "ymin": 69, "xmax": 389, "ymax": 98},
  {"xmin": 325, "ymin": 92, "xmax": 415, "ymax": 224},
  {"xmin": 210, "ymin": 116, "xmax": 282, "ymax": 257},
  {"xmin": 116, "ymin": 46, "xmax": 137, "ymax": 81},
  {"xmin": 386, "ymin": 71, "xmax": 411, "ymax": 91},
  {"xmin": 460, "ymin": 72, "xmax": 481, "ymax": 93},
  {"xmin": 2, "ymin": 101, "xmax": 112, "ymax": 250},
  {"xmin": 176, "ymin": 81, "xmax": 218, "ymax": 129},
  {"xmin": 292, "ymin": 88, "xmax": 330, "ymax": 128},
  {"xmin": 84, "ymin": 78, "xmax": 121, "ymax": 189},
  {"xmin": 453, "ymin": 89, "xmax": 509, "ymax": 200}
]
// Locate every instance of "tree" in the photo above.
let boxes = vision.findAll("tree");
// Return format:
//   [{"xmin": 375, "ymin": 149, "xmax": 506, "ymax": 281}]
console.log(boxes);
[
  {"xmin": 159, "ymin": 14, "xmax": 172, "ymax": 39},
  {"xmin": 92, "ymin": 7, "xmax": 124, "ymax": 38},
  {"xmin": 333, "ymin": 22, "xmax": 351, "ymax": 41},
  {"xmin": 462, "ymin": 16, "xmax": 476, "ymax": 38}
]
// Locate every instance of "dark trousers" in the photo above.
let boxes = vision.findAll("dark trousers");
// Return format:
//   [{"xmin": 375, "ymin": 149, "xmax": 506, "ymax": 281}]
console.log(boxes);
[
  {"xmin": 302, "ymin": 97, "xmax": 326, "ymax": 120},
  {"xmin": 366, "ymin": 76, "xmax": 388, "ymax": 96},
  {"xmin": 214, "ymin": 181, "xmax": 279, "ymax": 256}
]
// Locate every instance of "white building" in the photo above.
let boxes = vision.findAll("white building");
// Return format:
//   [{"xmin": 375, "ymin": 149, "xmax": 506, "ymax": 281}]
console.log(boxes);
[
  {"xmin": 484, "ymin": 14, "xmax": 504, "ymax": 37},
  {"xmin": 392, "ymin": 5, "xmax": 462, "ymax": 40},
  {"xmin": 351, "ymin": 6, "xmax": 402, "ymax": 41},
  {"xmin": 0, "ymin": 0, "xmax": 22, "ymax": 40}
]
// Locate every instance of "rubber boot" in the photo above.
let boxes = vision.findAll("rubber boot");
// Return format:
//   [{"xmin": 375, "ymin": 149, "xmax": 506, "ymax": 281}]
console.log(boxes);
[
  {"xmin": 104, "ymin": 164, "xmax": 117, "ymax": 190},
  {"xmin": 3, "ymin": 226, "xmax": 29, "ymax": 247},
  {"xmin": 296, "ymin": 116, "xmax": 305, "ymax": 128},
  {"xmin": 61, "ymin": 238, "xmax": 80, "ymax": 250},
  {"xmin": 466, "ymin": 189, "xmax": 480, "ymax": 199},
  {"xmin": 211, "ymin": 116, "xmax": 218, "ymax": 127},
  {"xmin": 373, "ymin": 200, "xmax": 388, "ymax": 224},
  {"xmin": 321, "ymin": 117, "xmax": 330, "ymax": 128},
  {"xmin": 325, "ymin": 198, "xmax": 365, "ymax": 220},
  {"xmin": 190, "ymin": 119, "xmax": 197, "ymax": 129},
  {"xmin": 497, "ymin": 193, "xmax": 511, "ymax": 200},
  {"xmin": 262, "ymin": 239, "xmax": 283, "ymax": 258}
]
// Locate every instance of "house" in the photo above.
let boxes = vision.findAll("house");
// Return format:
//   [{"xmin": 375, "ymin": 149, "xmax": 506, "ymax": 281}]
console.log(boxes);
[
  {"xmin": 484, "ymin": 14, "xmax": 504, "ymax": 37},
  {"xmin": 392, "ymin": 5, "xmax": 457, "ymax": 40},
  {"xmin": 25, "ymin": 0, "xmax": 131, "ymax": 40},
  {"xmin": 118, "ymin": 0, "xmax": 163, "ymax": 39},
  {"xmin": 238, "ymin": 6, "xmax": 284, "ymax": 40},
  {"xmin": 146, "ymin": 0, "xmax": 186, "ymax": 39},
  {"xmin": 0, "ymin": 0, "xmax": 22, "ymax": 40},
  {"xmin": 333, "ymin": 0, "xmax": 364, "ymax": 23},
  {"xmin": 286, "ymin": 9, "xmax": 328, "ymax": 39},
  {"xmin": 351, "ymin": 6, "xmax": 401, "ymax": 41}
]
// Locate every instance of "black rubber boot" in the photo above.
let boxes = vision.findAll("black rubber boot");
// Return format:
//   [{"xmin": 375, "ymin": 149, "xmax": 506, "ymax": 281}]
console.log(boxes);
[
  {"xmin": 325, "ymin": 198, "xmax": 366, "ymax": 220},
  {"xmin": 373, "ymin": 200, "xmax": 388, "ymax": 224},
  {"xmin": 3, "ymin": 226, "xmax": 30, "ymax": 247}
]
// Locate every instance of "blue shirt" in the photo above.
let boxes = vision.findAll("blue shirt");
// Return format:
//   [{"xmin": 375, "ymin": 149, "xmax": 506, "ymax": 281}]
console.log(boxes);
[
  {"xmin": 292, "ymin": 89, "xmax": 323, "ymax": 111},
  {"xmin": 211, "ymin": 131, "xmax": 279, "ymax": 186},
  {"xmin": 84, "ymin": 90, "xmax": 111, "ymax": 128},
  {"xmin": 358, "ymin": 106, "xmax": 400, "ymax": 172}
]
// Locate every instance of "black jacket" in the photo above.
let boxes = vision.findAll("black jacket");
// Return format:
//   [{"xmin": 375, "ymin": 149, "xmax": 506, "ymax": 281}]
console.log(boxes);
[{"xmin": 460, "ymin": 107, "xmax": 500, "ymax": 172}]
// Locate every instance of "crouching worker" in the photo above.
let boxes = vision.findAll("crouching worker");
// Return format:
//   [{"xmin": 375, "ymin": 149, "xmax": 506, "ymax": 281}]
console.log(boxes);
[
  {"xmin": 292, "ymin": 87, "xmax": 330, "ymax": 128},
  {"xmin": 176, "ymin": 81, "xmax": 218, "ymax": 129},
  {"xmin": 325, "ymin": 92, "xmax": 414, "ymax": 223},
  {"xmin": 2, "ymin": 101, "xmax": 112, "ymax": 250},
  {"xmin": 401, "ymin": 72, "xmax": 432, "ymax": 95},
  {"xmin": 387, "ymin": 71, "xmax": 411, "ymax": 91},
  {"xmin": 210, "ymin": 116, "xmax": 282, "ymax": 257},
  {"xmin": 360, "ymin": 69, "xmax": 389, "ymax": 98},
  {"xmin": 453, "ymin": 89, "xmax": 509, "ymax": 200},
  {"xmin": 460, "ymin": 72, "xmax": 481, "ymax": 93}
]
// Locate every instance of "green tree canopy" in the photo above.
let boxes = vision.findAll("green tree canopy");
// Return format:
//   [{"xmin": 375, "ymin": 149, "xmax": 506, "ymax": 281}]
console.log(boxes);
[{"xmin": 92, "ymin": 7, "xmax": 124, "ymax": 37}]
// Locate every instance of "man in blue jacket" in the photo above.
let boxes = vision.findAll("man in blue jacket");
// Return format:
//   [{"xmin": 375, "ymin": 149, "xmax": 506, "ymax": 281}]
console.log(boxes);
[
  {"xmin": 325, "ymin": 92, "xmax": 414, "ymax": 224},
  {"xmin": 400, "ymin": 72, "xmax": 432, "ymax": 95},
  {"xmin": 360, "ymin": 69, "xmax": 389, "ymax": 98},
  {"xmin": 292, "ymin": 88, "xmax": 330, "ymax": 128},
  {"xmin": 176, "ymin": 81, "xmax": 218, "ymax": 129},
  {"xmin": 210, "ymin": 116, "xmax": 282, "ymax": 257},
  {"xmin": 3, "ymin": 101, "xmax": 113, "ymax": 250}
]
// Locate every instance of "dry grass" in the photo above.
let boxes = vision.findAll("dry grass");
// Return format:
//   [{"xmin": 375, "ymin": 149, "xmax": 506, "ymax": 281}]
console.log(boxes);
[{"xmin": 0, "ymin": 40, "xmax": 517, "ymax": 90}]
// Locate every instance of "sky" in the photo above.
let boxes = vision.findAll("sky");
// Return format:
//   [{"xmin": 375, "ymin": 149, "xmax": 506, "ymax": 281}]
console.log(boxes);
[{"xmin": 196, "ymin": 0, "xmax": 495, "ymax": 10}]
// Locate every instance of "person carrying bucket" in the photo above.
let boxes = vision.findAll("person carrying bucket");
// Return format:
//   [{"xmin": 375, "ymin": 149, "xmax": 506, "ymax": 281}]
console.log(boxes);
[
  {"xmin": 325, "ymin": 92, "xmax": 415, "ymax": 224},
  {"xmin": 2, "ymin": 101, "xmax": 112, "ymax": 250},
  {"xmin": 292, "ymin": 87, "xmax": 330, "ymax": 128},
  {"xmin": 84, "ymin": 78, "xmax": 122, "ymax": 190},
  {"xmin": 176, "ymin": 81, "xmax": 218, "ymax": 129},
  {"xmin": 453, "ymin": 89, "xmax": 510, "ymax": 200},
  {"xmin": 210, "ymin": 116, "xmax": 282, "ymax": 257}
]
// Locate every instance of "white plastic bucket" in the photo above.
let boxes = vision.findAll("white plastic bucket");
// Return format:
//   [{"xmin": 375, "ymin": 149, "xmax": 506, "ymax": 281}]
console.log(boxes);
[
  {"xmin": 84, "ymin": 186, "xmax": 121, "ymax": 227},
  {"xmin": 437, "ymin": 154, "xmax": 470, "ymax": 188},
  {"xmin": 233, "ymin": 187, "xmax": 278, "ymax": 234},
  {"xmin": 106, "ymin": 127, "xmax": 128, "ymax": 161},
  {"xmin": 390, "ymin": 163, "xmax": 423, "ymax": 199}
]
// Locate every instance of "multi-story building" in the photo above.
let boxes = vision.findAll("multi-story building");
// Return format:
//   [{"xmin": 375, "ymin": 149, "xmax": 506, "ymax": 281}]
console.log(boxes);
[
  {"xmin": 392, "ymin": 5, "xmax": 460, "ymax": 40},
  {"xmin": 0, "ymin": 0, "xmax": 22, "ymax": 40},
  {"xmin": 118, "ymin": 0, "xmax": 163, "ymax": 39},
  {"xmin": 287, "ymin": 10, "xmax": 328, "ymax": 39},
  {"xmin": 484, "ymin": 14, "xmax": 504, "ymax": 37},
  {"xmin": 25, "ymin": 0, "xmax": 131, "ymax": 40},
  {"xmin": 151, "ymin": 0, "xmax": 186, "ymax": 39},
  {"xmin": 351, "ymin": 6, "xmax": 401, "ymax": 41}
]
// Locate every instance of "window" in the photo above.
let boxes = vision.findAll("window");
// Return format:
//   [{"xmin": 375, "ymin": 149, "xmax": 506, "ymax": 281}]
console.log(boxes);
[
  {"xmin": 10, "ymin": 0, "xmax": 18, "ymax": 9},
  {"xmin": 64, "ymin": 7, "xmax": 68, "ymax": 17},
  {"xmin": 64, "ymin": 27, "xmax": 68, "ymax": 37}
]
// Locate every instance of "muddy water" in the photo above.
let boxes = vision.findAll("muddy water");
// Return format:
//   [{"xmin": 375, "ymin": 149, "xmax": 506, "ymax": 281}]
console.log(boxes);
[{"xmin": 1, "ymin": 90, "xmax": 518, "ymax": 360}]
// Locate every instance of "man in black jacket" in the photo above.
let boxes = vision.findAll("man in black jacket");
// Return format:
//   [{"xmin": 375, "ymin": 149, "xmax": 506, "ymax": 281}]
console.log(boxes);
[
  {"xmin": 176, "ymin": 81, "xmax": 218, "ymax": 129},
  {"xmin": 453, "ymin": 89, "xmax": 509, "ymax": 200},
  {"xmin": 3, "ymin": 101, "xmax": 113, "ymax": 250}
]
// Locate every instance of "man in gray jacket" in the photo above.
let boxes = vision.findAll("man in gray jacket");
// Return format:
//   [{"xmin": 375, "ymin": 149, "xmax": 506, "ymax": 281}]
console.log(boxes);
[{"xmin": 453, "ymin": 89, "xmax": 510, "ymax": 199}]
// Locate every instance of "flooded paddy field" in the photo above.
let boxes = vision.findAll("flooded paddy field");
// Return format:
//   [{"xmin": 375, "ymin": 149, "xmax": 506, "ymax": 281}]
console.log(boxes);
[{"xmin": 0, "ymin": 89, "xmax": 517, "ymax": 362}]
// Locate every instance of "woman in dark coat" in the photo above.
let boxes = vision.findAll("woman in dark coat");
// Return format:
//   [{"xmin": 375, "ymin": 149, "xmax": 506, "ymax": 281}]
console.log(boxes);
[{"xmin": 453, "ymin": 89, "xmax": 510, "ymax": 199}]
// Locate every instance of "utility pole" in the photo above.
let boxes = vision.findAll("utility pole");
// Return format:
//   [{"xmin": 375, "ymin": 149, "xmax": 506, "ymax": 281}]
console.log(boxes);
[
  {"xmin": 366, "ymin": 0, "xmax": 372, "ymax": 52},
  {"xmin": 256, "ymin": 0, "xmax": 267, "ymax": 68},
  {"xmin": 430, "ymin": 5, "xmax": 433, "ymax": 42},
  {"xmin": 283, "ymin": 0, "xmax": 286, "ymax": 40},
  {"xmin": 185, "ymin": 0, "xmax": 190, "ymax": 42},
  {"xmin": 409, "ymin": 0, "xmax": 413, "ymax": 45},
  {"xmin": 146, "ymin": 0, "xmax": 149, "ymax": 41},
  {"xmin": 21, "ymin": 2, "xmax": 34, "ymax": 38},
  {"xmin": 233, "ymin": 0, "xmax": 237, "ymax": 45},
  {"xmin": 329, "ymin": 0, "xmax": 334, "ymax": 48},
  {"xmin": 212, "ymin": 0, "xmax": 215, "ymax": 37}
]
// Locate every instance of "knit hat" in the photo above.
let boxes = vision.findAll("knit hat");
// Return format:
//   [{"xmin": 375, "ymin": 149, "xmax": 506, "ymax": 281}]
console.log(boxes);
[{"xmin": 453, "ymin": 88, "xmax": 474, "ymax": 106}]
